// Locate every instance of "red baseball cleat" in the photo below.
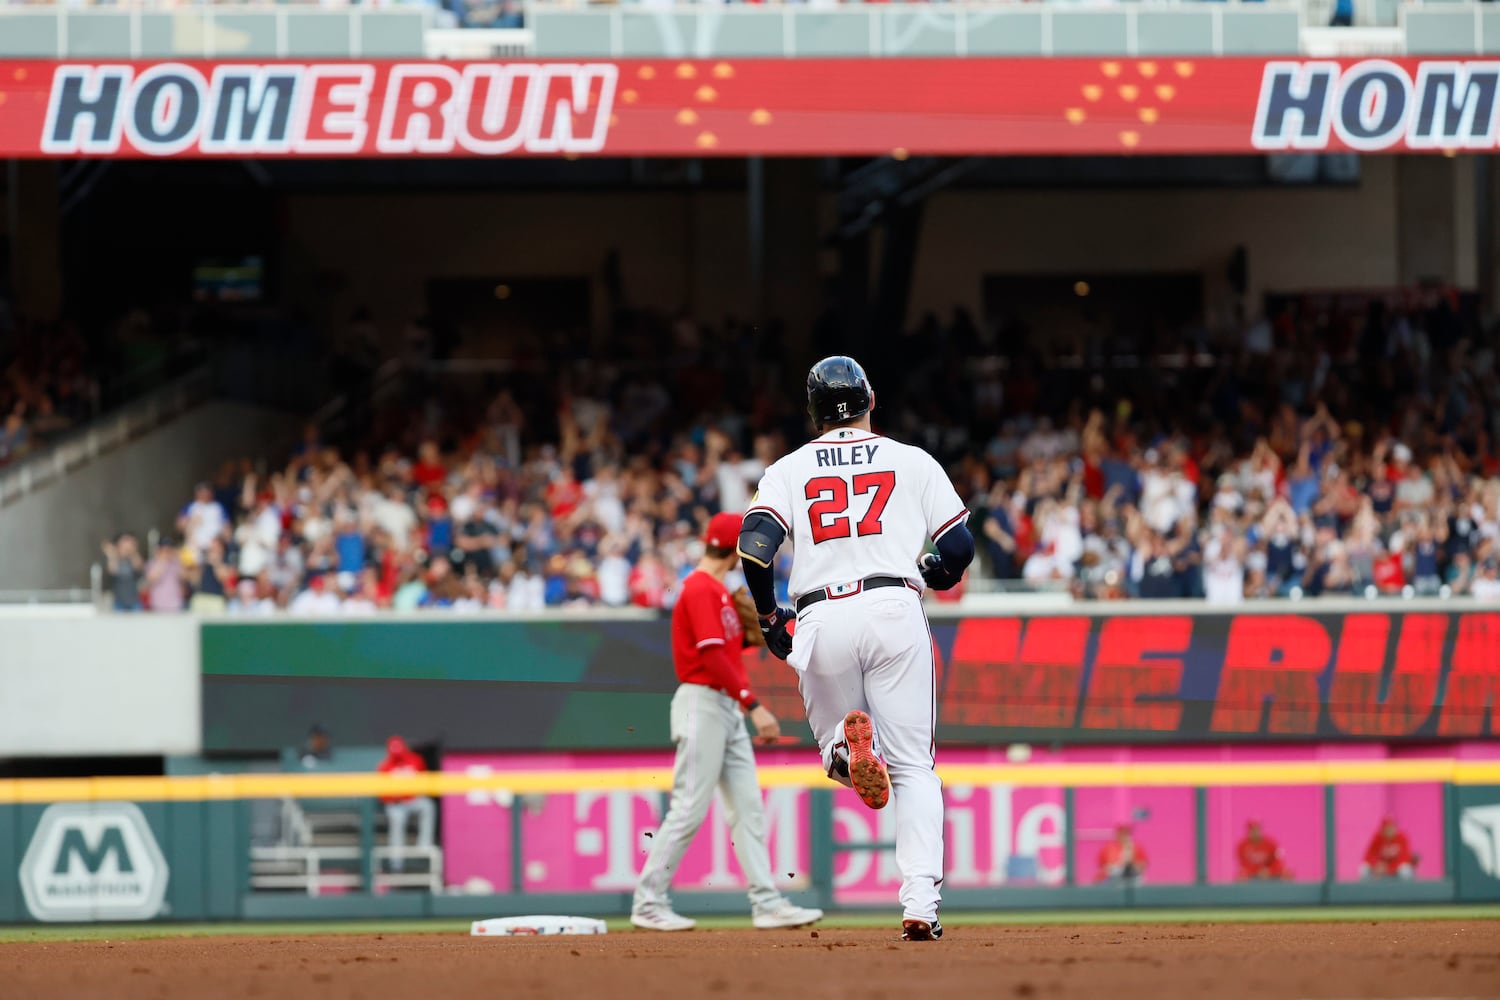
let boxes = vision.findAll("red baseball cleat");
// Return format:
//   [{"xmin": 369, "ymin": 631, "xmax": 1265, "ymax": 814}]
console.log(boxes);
[
  {"xmin": 843, "ymin": 710, "xmax": 890, "ymax": 810},
  {"xmin": 901, "ymin": 919, "xmax": 943, "ymax": 941}
]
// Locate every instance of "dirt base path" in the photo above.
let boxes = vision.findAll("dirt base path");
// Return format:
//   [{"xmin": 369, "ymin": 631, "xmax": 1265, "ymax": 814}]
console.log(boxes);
[{"xmin": 5, "ymin": 921, "xmax": 1498, "ymax": 999}]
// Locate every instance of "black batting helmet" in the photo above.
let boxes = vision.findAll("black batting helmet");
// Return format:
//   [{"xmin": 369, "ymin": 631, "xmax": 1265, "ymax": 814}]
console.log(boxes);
[{"xmin": 807, "ymin": 355, "xmax": 873, "ymax": 428}]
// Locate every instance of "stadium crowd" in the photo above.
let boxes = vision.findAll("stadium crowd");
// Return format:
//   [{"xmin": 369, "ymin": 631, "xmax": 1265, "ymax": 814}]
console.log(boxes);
[
  {"xmin": 0, "ymin": 319, "xmax": 100, "ymax": 467},
  {"xmin": 963, "ymin": 289, "xmax": 1497, "ymax": 602},
  {"xmin": 99, "ymin": 288, "xmax": 1500, "ymax": 612}
]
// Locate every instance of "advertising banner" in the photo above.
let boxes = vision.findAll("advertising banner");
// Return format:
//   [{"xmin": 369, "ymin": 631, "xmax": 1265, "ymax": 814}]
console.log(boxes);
[
  {"xmin": 0, "ymin": 798, "xmax": 245, "ymax": 924},
  {"xmin": 202, "ymin": 610, "xmax": 1500, "ymax": 752},
  {"xmin": 440, "ymin": 745, "xmax": 1460, "ymax": 901},
  {"xmin": 1, "ymin": 58, "xmax": 1497, "ymax": 158},
  {"xmin": 1456, "ymin": 784, "xmax": 1500, "ymax": 902},
  {"xmin": 18, "ymin": 803, "xmax": 170, "ymax": 922}
]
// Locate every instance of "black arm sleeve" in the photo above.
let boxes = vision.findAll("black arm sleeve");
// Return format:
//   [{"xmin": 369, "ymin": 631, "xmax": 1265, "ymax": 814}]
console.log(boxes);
[
  {"xmin": 935, "ymin": 521, "xmax": 976, "ymax": 574},
  {"xmin": 738, "ymin": 511, "xmax": 787, "ymax": 616},
  {"xmin": 922, "ymin": 521, "xmax": 976, "ymax": 591}
]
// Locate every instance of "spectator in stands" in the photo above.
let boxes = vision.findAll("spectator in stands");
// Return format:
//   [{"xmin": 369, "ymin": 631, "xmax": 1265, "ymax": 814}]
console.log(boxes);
[
  {"xmin": 112, "ymin": 289, "xmax": 1500, "ymax": 613},
  {"xmin": 1391, "ymin": 444, "xmax": 1434, "ymax": 512},
  {"xmin": 179, "ymin": 482, "xmax": 228, "ymax": 556},
  {"xmin": 229, "ymin": 577, "xmax": 276, "ymax": 616},
  {"xmin": 344, "ymin": 568, "xmax": 389, "ymax": 614},
  {"xmin": 630, "ymin": 551, "xmax": 671, "ymax": 608},
  {"xmin": 1360, "ymin": 816, "xmax": 1417, "ymax": 879},
  {"xmin": 267, "ymin": 533, "xmax": 306, "ymax": 596},
  {"xmin": 976, "ymin": 484, "xmax": 1020, "ymax": 581},
  {"xmin": 1411, "ymin": 517, "xmax": 1442, "ymax": 596},
  {"xmin": 189, "ymin": 538, "xmax": 231, "ymax": 614},
  {"xmin": 0, "ymin": 408, "xmax": 27, "ymax": 464},
  {"xmin": 1202, "ymin": 521, "xmax": 1245, "ymax": 605},
  {"xmin": 289, "ymin": 573, "xmax": 340, "ymax": 615},
  {"xmin": 0, "ymin": 320, "xmax": 97, "ymax": 466},
  {"xmin": 419, "ymin": 556, "xmax": 462, "ymax": 609},
  {"xmin": 411, "ymin": 440, "xmax": 447, "ymax": 490},
  {"xmin": 1095, "ymin": 825, "xmax": 1150, "ymax": 885},
  {"xmin": 145, "ymin": 539, "xmax": 186, "ymax": 612},
  {"xmin": 597, "ymin": 538, "xmax": 632, "ymax": 607},
  {"xmin": 333, "ymin": 510, "xmax": 366, "ymax": 576},
  {"xmin": 1471, "ymin": 558, "xmax": 1500, "ymax": 601},
  {"xmin": 102, "ymin": 533, "xmax": 144, "ymax": 612},
  {"xmin": 377, "ymin": 736, "xmax": 435, "ymax": 873},
  {"xmin": 300, "ymin": 724, "xmax": 332, "ymax": 769},
  {"xmin": 1236, "ymin": 820, "xmax": 1293, "ymax": 881}
]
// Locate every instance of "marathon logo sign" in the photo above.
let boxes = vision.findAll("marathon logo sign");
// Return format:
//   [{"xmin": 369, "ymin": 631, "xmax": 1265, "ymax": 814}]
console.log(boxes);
[
  {"xmin": 19, "ymin": 802, "xmax": 169, "ymax": 922},
  {"xmin": 1254, "ymin": 60, "xmax": 1500, "ymax": 151},
  {"xmin": 40, "ymin": 62, "xmax": 617, "ymax": 157}
]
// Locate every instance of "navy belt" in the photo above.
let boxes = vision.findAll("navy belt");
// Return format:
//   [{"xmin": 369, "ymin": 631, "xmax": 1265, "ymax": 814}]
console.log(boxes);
[{"xmin": 795, "ymin": 575, "xmax": 920, "ymax": 614}]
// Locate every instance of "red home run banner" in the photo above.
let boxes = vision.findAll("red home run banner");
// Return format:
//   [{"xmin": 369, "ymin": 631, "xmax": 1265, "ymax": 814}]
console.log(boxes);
[{"xmin": 0, "ymin": 57, "xmax": 1496, "ymax": 157}]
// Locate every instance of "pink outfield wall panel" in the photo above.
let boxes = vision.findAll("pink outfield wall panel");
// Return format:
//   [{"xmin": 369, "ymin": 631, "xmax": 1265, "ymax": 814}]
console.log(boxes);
[{"xmin": 438, "ymin": 744, "xmax": 1497, "ymax": 899}]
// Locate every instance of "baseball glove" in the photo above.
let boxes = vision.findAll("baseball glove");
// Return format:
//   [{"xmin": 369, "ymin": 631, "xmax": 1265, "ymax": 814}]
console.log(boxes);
[{"xmin": 733, "ymin": 587, "xmax": 766, "ymax": 647}]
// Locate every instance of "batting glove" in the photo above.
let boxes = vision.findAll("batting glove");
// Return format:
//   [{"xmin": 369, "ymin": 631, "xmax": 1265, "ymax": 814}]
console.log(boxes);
[
  {"xmin": 759, "ymin": 607, "xmax": 795, "ymax": 660},
  {"xmin": 919, "ymin": 553, "xmax": 962, "ymax": 591}
]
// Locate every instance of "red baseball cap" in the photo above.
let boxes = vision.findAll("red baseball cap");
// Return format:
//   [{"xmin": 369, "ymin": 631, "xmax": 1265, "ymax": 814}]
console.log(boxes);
[{"xmin": 705, "ymin": 512, "xmax": 743, "ymax": 548}]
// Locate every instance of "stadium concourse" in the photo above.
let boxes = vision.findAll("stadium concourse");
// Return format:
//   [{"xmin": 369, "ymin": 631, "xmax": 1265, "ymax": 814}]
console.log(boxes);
[{"xmin": 103, "ymin": 290, "xmax": 1500, "ymax": 613}]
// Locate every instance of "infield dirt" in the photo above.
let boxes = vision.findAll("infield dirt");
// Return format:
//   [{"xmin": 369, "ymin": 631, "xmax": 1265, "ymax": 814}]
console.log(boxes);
[{"xmin": 5, "ymin": 920, "xmax": 1498, "ymax": 999}]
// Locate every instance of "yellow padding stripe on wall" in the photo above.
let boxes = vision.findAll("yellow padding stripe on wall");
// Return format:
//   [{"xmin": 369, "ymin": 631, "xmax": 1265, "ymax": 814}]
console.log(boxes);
[{"xmin": 2, "ymin": 760, "xmax": 1498, "ymax": 803}]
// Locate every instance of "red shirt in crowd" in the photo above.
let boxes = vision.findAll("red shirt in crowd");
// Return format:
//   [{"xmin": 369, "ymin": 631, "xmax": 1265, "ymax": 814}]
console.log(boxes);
[
  {"xmin": 546, "ymin": 474, "xmax": 584, "ymax": 520},
  {"xmin": 629, "ymin": 560, "xmax": 669, "ymax": 608},
  {"xmin": 412, "ymin": 460, "xmax": 447, "ymax": 490},
  {"xmin": 1372, "ymin": 551, "xmax": 1405, "ymax": 593},
  {"xmin": 1364, "ymin": 826, "xmax": 1415, "ymax": 875},
  {"xmin": 377, "ymin": 736, "xmax": 426, "ymax": 804},
  {"xmin": 671, "ymin": 569, "xmax": 756, "ymax": 710},
  {"xmin": 1081, "ymin": 458, "xmax": 1105, "ymax": 500}
]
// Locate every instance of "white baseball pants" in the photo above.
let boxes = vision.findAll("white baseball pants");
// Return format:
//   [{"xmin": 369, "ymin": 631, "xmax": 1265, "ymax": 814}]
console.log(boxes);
[
  {"xmin": 789, "ymin": 585, "xmax": 942, "ymax": 923},
  {"xmin": 385, "ymin": 797, "xmax": 435, "ymax": 871},
  {"xmin": 634, "ymin": 683, "xmax": 782, "ymax": 913}
]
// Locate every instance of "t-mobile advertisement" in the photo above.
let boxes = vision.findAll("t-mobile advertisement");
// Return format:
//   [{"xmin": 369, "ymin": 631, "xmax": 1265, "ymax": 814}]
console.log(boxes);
[{"xmin": 442, "ymin": 744, "xmax": 1499, "ymax": 901}]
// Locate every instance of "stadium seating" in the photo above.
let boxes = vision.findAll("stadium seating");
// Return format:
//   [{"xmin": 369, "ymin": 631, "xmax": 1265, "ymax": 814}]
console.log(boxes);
[
  {"xmin": 102, "ymin": 288, "xmax": 1498, "ymax": 611},
  {"xmin": 0, "ymin": 321, "xmax": 100, "ymax": 469}
]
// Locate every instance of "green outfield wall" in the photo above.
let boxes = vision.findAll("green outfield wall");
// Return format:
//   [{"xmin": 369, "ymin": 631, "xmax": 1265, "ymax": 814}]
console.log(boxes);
[{"xmin": 199, "ymin": 603, "xmax": 1500, "ymax": 753}]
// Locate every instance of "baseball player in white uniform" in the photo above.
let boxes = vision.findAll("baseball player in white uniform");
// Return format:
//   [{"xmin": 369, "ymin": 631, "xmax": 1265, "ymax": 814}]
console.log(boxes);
[{"xmin": 737, "ymin": 356, "xmax": 974, "ymax": 941}]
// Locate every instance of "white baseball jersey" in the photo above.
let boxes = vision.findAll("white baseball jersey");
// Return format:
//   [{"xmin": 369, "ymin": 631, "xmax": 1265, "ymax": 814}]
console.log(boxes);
[{"xmin": 747, "ymin": 427, "xmax": 968, "ymax": 601}]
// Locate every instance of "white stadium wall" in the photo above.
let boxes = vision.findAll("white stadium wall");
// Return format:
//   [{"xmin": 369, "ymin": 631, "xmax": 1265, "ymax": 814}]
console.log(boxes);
[{"xmin": 0, "ymin": 614, "xmax": 200, "ymax": 757}]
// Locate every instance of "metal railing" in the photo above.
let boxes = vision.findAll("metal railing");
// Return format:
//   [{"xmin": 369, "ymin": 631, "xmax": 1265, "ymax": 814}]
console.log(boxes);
[
  {"xmin": 0, "ymin": 581, "xmax": 99, "ymax": 608},
  {"xmin": 0, "ymin": 366, "xmax": 213, "ymax": 510}
]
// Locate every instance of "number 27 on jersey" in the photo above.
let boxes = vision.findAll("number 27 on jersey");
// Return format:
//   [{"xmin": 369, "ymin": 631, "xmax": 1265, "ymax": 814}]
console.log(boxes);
[{"xmin": 804, "ymin": 472, "xmax": 895, "ymax": 544}]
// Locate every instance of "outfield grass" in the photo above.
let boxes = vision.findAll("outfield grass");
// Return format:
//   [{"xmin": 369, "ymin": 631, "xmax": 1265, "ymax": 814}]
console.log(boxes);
[{"xmin": 3, "ymin": 905, "xmax": 1498, "ymax": 944}]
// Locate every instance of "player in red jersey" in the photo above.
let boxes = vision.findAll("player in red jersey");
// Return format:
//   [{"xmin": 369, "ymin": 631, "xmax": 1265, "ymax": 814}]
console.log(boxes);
[
  {"xmin": 631, "ymin": 512, "xmax": 823, "ymax": 933},
  {"xmin": 1361, "ymin": 816, "xmax": 1417, "ymax": 878},
  {"xmin": 1236, "ymin": 819, "xmax": 1293, "ymax": 880}
]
